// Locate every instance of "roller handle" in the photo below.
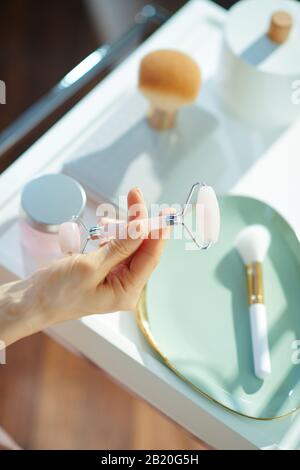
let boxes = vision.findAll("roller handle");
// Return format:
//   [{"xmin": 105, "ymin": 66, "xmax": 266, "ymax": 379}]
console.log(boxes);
[
  {"xmin": 99, "ymin": 215, "xmax": 169, "ymax": 239},
  {"xmin": 59, "ymin": 216, "xmax": 171, "ymax": 255},
  {"xmin": 249, "ymin": 303, "xmax": 272, "ymax": 380}
]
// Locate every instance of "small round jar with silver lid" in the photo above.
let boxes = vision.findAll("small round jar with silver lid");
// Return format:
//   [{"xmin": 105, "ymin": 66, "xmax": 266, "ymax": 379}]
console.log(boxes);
[{"xmin": 20, "ymin": 174, "xmax": 86, "ymax": 261}]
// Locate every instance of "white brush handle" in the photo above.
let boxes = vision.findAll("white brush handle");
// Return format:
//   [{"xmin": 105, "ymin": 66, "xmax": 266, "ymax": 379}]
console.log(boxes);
[{"xmin": 249, "ymin": 304, "xmax": 272, "ymax": 380}]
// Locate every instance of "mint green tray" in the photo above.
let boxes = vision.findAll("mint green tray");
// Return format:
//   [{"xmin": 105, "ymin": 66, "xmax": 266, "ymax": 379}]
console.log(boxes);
[{"xmin": 137, "ymin": 195, "xmax": 300, "ymax": 420}]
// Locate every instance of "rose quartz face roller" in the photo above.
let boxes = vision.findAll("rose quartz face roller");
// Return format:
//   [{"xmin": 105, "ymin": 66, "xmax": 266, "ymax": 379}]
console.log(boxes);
[{"xmin": 59, "ymin": 183, "xmax": 221, "ymax": 255}]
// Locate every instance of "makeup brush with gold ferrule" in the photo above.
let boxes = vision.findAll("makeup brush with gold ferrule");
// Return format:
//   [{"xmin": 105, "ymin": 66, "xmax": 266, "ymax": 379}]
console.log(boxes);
[{"xmin": 235, "ymin": 225, "xmax": 272, "ymax": 380}]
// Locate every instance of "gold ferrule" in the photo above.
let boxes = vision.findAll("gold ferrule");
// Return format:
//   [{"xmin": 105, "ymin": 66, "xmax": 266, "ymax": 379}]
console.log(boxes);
[{"xmin": 245, "ymin": 262, "xmax": 264, "ymax": 305}]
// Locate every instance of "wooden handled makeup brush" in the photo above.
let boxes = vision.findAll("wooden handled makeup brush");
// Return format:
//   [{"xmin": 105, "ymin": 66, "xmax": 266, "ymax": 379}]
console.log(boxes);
[
  {"xmin": 138, "ymin": 49, "xmax": 201, "ymax": 130},
  {"xmin": 235, "ymin": 225, "xmax": 272, "ymax": 380}
]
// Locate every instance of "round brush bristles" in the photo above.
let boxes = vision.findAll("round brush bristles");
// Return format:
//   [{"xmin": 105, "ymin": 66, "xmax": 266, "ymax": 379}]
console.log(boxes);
[{"xmin": 235, "ymin": 225, "xmax": 271, "ymax": 265}]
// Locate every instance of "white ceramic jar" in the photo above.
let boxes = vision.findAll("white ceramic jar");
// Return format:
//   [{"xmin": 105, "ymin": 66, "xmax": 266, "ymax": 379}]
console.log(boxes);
[{"xmin": 217, "ymin": 0, "xmax": 300, "ymax": 130}]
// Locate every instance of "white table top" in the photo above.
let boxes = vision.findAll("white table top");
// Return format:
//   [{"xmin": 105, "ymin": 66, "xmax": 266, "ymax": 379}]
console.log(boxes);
[{"xmin": 0, "ymin": 0, "xmax": 299, "ymax": 450}]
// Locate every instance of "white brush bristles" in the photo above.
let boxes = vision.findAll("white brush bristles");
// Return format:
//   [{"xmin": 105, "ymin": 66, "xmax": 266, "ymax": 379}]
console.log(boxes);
[{"xmin": 235, "ymin": 225, "xmax": 271, "ymax": 265}]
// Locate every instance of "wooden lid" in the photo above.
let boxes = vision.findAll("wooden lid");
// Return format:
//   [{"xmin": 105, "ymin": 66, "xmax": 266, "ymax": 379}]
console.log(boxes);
[
  {"xmin": 268, "ymin": 10, "xmax": 293, "ymax": 44},
  {"xmin": 224, "ymin": 0, "xmax": 300, "ymax": 75}
]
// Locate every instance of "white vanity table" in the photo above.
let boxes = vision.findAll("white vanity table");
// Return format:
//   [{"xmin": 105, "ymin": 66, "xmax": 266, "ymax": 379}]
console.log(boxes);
[{"xmin": 0, "ymin": 0, "xmax": 299, "ymax": 450}]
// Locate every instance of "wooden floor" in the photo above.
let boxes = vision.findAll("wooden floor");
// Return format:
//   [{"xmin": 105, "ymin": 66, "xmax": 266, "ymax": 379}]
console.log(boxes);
[
  {"xmin": 0, "ymin": 0, "xmax": 236, "ymax": 450},
  {"xmin": 0, "ymin": 333, "xmax": 205, "ymax": 450}
]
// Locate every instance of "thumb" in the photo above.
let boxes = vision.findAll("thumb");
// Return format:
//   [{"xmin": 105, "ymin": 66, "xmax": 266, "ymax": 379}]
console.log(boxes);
[{"xmin": 100, "ymin": 218, "xmax": 148, "ymax": 274}]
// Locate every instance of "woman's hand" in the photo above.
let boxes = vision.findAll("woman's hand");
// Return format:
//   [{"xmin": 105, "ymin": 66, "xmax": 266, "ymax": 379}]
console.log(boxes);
[{"xmin": 0, "ymin": 188, "xmax": 170, "ymax": 346}]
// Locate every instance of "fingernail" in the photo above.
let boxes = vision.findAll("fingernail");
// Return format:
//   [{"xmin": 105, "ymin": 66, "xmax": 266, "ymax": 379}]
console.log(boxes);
[{"xmin": 135, "ymin": 186, "xmax": 143, "ymax": 197}]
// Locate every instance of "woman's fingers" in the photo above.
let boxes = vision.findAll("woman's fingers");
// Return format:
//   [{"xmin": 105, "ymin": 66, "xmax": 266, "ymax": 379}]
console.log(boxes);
[
  {"xmin": 127, "ymin": 187, "xmax": 148, "ymax": 223},
  {"xmin": 97, "ymin": 218, "xmax": 123, "ymax": 247},
  {"xmin": 127, "ymin": 208, "xmax": 174, "ymax": 289},
  {"xmin": 99, "ymin": 188, "xmax": 148, "ymax": 275},
  {"xmin": 94, "ymin": 188, "xmax": 172, "ymax": 290}
]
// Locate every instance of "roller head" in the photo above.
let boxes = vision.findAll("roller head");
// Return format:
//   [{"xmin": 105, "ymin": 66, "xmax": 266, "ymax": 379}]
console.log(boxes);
[
  {"xmin": 196, "ymin": 186, "xmax": 220, "ymax": 247},
  {"xmin": 59, "ymin": 222, "xmax": 81, "ymax": 255},
  {"xmin": 235, "ymin": 225, "xmax": 271, "ymax": 265}
]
